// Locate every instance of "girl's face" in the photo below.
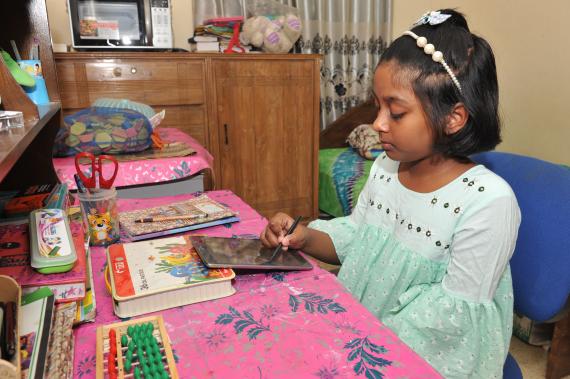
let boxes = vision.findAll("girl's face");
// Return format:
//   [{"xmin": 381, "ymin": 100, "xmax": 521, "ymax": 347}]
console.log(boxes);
[{"xmin": 372, "ymin": 62, "xmax": 436, "ymax": 163}]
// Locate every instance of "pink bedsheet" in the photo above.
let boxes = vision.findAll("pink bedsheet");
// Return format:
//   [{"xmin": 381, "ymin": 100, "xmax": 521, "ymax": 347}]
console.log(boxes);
[
  {"xmin": 54, "ymin": 128, "xmax": 213, "ymax": 189},
  {"xmin": 73, "ymin": 190, "xmax": 442, "ymax": 378}
]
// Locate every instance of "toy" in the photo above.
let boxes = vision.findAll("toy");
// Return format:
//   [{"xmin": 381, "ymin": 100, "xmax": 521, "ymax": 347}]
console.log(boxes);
[
  {"xmin": 240, "ymin": 13, "xmax": 302, "ymax": 53},
  {"xmin": 96, "ymin": 315, "xmax": 178, "ymax": 379}
]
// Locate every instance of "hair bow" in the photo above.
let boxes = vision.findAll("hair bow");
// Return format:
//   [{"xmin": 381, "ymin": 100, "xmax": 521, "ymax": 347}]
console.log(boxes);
[{"xmin": 413, "ymin": 10, "xmax": 452, "ymax": 26}]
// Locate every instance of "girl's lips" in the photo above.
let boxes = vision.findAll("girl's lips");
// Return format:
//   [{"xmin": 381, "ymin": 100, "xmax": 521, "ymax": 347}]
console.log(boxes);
[{"xmin": 381, "ymin": 142, "xmax": 394, "ymax": 150}]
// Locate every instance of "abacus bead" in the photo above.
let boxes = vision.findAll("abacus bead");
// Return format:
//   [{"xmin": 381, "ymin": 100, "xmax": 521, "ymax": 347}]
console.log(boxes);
[
  {"xmin": 134, "ymin": 366, "xmax": 141, "ymax": 379},
  {"xmin": 417, "ymin": 36, "xmax": 427, "ymax": 47},
  {"xmin": 432, "ymin": 51, "xmax": 443, "ymax": 62},
  {"xmin": 121, "ymin": 335, "xmax": 129, "ymax": 347},
  {"xmin": 424, "ymin": 44, "xmax": 435, "ymax": 54},
  {"xmin": 124, "ymin": 359, "xmax": 132, "ymax": 373}
]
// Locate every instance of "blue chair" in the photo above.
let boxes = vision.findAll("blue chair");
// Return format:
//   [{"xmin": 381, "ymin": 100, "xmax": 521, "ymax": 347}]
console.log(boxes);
[{"xmin": 472, "ymin": 152, "xmax": 570, "ymax": 379}]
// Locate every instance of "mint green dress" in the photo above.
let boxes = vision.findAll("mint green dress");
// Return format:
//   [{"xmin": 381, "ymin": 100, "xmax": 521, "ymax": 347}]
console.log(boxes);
[{"xmin": 310, "ymin": 153, "xmax": 521, "ymax": 378}]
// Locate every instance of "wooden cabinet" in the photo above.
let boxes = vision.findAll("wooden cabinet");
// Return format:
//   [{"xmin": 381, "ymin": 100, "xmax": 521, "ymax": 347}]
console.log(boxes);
[
  {"xmin": 0, "ymin": 0, "xmax": 61, "ymax": 190},
  {"xmin": 212, "ymin": 58, "xmax": 319, "ymax": 219},
  {"xmin": 55, "ymin": 53, "xmax": 209, "ymax": 147},
  {"xmin": 55, "ymin": 53, "xmax": 320, "ymax": 220}
]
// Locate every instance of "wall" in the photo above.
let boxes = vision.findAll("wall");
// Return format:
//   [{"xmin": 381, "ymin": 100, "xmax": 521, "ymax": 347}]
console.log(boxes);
[
  {"xmin": 392, "ymin": 0, "xmax": 570, "ymax": 164},
  {"xmin": 46, "ymin": 0, "xmax": 569, "ymax": 164},
  {"xmin": 46, "ymin": 0, "xmax": 194, "ymax": 51}
]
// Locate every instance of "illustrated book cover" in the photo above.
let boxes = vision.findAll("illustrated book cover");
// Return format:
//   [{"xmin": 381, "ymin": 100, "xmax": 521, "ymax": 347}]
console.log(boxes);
[
  {"xmin": 106, "ymin": 235, "xmax": 236, "ymax": 318},
  {"xmin": 0, "ymin": 219, "xmax": 86, "ymax": 303},
  {"xmin": 119, "ymin": 194, "xmax": 240, "ymax": 241}
]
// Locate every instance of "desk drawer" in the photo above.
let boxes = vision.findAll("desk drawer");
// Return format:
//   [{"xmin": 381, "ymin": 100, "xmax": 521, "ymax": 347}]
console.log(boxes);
[
  {"xmin": 84, "ymin": 60, "xmax": 204, "ymax": 82},
  {"xmin": 57, "ymin": 60, "xmax": 205, "ymax": 108}
]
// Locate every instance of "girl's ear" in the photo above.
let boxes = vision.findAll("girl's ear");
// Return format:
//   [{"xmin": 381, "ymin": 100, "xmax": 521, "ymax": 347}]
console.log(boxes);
[{"xmin": 445, "ymin": 103, "xmax": 469, "ymax": 135}]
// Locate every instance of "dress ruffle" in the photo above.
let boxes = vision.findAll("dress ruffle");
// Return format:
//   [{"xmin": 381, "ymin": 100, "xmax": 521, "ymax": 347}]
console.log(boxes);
[{"xmin": 309, "ymin": 218, "xmax": 513, "ymax": 378}]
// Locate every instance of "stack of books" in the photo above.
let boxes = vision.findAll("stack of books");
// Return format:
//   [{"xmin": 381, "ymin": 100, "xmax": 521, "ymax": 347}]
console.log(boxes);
[{"xmin": 188, "ymin": 35, "xmax": 220, "ymax": 52}]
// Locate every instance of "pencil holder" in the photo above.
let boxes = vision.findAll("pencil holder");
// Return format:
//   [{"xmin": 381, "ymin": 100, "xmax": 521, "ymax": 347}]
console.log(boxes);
[{"xmin": 77, "ymin": 187, "xmax": 120, "ymax": 246}]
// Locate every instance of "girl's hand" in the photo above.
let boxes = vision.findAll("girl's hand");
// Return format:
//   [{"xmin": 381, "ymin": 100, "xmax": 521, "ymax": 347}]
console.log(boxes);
[{"xmin": 260, "ymin": 212, "xmax": 308, "ymax": 251}]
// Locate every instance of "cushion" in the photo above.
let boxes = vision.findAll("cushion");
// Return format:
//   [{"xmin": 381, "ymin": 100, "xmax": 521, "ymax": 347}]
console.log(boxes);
[{"xmin": 346, "ymin": 124, "xmax": 382, "ymax": 160}]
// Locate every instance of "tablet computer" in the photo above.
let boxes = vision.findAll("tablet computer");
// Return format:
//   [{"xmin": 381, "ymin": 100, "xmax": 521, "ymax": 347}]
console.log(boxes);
[{"xmin": 190, "ymin": 236, "xmax": 313, "ymax": 271}]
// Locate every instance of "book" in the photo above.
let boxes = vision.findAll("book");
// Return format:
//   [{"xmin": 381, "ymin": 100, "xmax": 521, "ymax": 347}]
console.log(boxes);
[
  {"xmin": 106, "ymin": 235, "xmax": 236, "ymax": 318},
  {"xmin": 189, "ymin": 35, "xmax": 219, "ymax": 43},
  {"xmin": 4, "ymin": 184, "xmax": 57, "ymax": 217},
  {"xmin": 19, "ymin": 287, "xmax": 55, "ymax": 379},
  {"xmin": 193, "ymin": 41, "xmax": 220, "ymax": 52},
  {"xmin": 119, "ymin": 194, "xmax": 240, "ymax": 241},
  {"xmin": 0, "ymin": 219, "xmax": 87, "ymax": 303}
]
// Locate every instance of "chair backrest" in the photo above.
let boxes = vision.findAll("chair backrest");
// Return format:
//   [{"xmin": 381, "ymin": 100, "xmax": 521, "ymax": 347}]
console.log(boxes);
[{"xmin": 471, "ymin": 151, "xmax": 570, "ymax": 322}]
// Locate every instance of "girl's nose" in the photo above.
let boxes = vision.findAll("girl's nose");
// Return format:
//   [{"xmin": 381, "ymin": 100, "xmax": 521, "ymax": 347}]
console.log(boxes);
[{"xmin": 372, "ymin": 109, "xmax": 389, "ymax": 133}]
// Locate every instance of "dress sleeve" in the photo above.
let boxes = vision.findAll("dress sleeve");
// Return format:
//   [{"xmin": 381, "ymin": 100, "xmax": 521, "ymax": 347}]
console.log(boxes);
[
  {"xmin": 308, "ymin": 170, "xmax": 373, "ymax": 263},
  {"xmin": 381, "ymin": 193, "xmax": 521, "ymax": 378},
  {"xmin": 443, "ymin": 194, "xmax": 521, "ymax": 302}
]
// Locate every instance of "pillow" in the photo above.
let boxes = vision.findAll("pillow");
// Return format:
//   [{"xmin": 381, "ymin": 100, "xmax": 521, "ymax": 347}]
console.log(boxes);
[{"xmin": 346, "ymin": 124, "xmax": 383, "ymax": 160}]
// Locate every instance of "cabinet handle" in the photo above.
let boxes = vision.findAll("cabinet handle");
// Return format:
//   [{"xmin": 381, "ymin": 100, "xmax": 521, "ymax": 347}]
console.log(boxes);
[
  {"xmin": 113, "ymin": 67, "xmax": 122, "ymax": 77},
  {"xmin": 130, "ymin": 66, "xmax": 137, "ymax": 74},
  {"xmin": 224, "ymin": 124, "xmax": 229, "ymax": 145}
]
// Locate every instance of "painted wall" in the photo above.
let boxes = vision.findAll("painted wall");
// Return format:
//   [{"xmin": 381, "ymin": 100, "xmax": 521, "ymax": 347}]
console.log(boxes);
[
  {"xmin": 46, "ymin": 0, "xmax": 569, "ymax": 164},
  {"xmin": 393, "ymin": 1, "xmax": 569, "ymax": 164}
]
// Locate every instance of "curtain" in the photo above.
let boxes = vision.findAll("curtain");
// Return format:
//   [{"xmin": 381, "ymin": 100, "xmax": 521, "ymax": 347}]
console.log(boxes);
[
  {"xmin": 286, "ymin": 0, "xmax": 391, "ymax": 127},
  {"xmin": 192, "ymin": 0, "xmax": 392, "ymax": 128},
  {"xmin": 193, "ymin": 0, "xmax": 247, "ymax": 26}
]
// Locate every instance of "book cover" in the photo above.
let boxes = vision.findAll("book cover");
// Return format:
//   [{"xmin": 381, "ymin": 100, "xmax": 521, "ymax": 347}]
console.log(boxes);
[
  {"xmin": 19, "ymin": 287, "xmax": 55, "ymax": 379},
  {"xmin": 119, "ymin": 194, "xmax": 240, "ymax": 241},
  {"xmin": 107, "ymin": 235, "xmax": 235, "ymax": 317},
  {"xmin": 0, "ymin": 219, "xmax": 86, "ymax": 303}
]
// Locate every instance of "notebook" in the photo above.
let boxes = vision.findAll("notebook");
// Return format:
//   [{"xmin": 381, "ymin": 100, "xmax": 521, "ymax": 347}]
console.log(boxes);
[
  {"xmin": 19, "ymin": 287, "xmax": 55, "ymax": 379},
  {"xmin": 106, "ymin": 235, "xmax": 236, "ymax": 318},
  {"xmin": 119, "ymin": 194, "xmax": 240, "ymax": 241},
  {"xmin": 0, "ymin": 219, "xmax": 87, "ymax": 303}
]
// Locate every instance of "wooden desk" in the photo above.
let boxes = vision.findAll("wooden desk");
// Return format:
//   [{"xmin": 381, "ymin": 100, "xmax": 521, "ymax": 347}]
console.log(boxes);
[{"xmin": 73, "ymin": 190, "xmax": 441, "ymax": 378}]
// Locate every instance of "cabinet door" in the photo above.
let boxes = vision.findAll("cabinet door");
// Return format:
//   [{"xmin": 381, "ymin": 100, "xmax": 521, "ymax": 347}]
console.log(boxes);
[{"xmin": 214, "ymin": 59, "xmax": 318, "ymax": 218}]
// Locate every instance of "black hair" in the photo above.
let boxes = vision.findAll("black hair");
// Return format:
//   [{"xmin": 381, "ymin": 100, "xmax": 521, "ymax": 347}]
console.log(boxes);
[{"xmin": 378, "ymin": 9, "xmax": 501, "ymax": 158}]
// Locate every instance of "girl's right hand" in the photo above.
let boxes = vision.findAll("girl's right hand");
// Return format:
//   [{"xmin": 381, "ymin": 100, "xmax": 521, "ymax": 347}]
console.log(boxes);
[{"xmin": 260, "ymin": 212, "xmax": 308, "ymax": 251}]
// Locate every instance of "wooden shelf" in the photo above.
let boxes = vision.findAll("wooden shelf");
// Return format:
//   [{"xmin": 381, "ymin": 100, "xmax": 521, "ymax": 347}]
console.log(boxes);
[{"xmin": 0, "ymin": 102, "xmax": 59, "ymax": 183}]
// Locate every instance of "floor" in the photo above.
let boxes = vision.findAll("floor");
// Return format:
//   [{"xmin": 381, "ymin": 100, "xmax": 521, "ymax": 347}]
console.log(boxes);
[{"xmin": 510, "ymin": 336, "xmax": 570, "ymax": 379}]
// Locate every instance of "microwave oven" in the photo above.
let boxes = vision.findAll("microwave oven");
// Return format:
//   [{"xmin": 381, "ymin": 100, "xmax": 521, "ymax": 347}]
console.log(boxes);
[{"xmin": 67, "ymin": 0, "xmax": 173, "ymax": 50}]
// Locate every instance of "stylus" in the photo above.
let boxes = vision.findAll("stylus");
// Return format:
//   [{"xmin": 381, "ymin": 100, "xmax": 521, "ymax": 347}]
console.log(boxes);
[{"xmin": 268, "ymin": 216, "xmax": 302, "ymax": 262}]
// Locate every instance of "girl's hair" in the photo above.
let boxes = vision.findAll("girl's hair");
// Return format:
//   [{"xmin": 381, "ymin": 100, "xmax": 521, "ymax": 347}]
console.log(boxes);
[{"xmin": 379, "ymin": 9, "xmax": 501, "ymax": 157}]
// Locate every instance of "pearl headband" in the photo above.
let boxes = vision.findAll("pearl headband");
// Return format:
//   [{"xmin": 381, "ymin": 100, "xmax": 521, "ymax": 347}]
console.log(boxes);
[{"xmin": 403, "ymin": 30, "xmax": 462, "ymax": 92}]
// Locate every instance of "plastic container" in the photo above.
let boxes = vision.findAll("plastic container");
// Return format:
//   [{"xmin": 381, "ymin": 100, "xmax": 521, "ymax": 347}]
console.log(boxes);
[
  {"xmin": 77, "ymin": 187, "xmax": 120, "ymax": 246},
  {"xmin": 29, "ymin": 209, "xmax": 77, "ymax": 274}
]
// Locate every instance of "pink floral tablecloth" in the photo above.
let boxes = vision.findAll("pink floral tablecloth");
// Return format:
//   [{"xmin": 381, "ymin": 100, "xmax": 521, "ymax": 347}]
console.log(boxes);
[
  {"xmin": 54, "ymin": 128, "xmax": 213, "ymax": 190},
  {"xmin": 73, "ymin": 190, "xmax": 442, "ymax": 379}
]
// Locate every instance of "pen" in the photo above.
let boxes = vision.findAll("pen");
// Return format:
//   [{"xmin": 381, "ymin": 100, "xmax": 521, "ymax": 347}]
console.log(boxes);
[
  {"xmin": 268, "ymin": 216, "xmax": 302, "ymax": 263},
  {"xmin": 74, "ymin": 173, "xmax": 89, "ymax": 194},
  {"xmin": 134, "ymin": 213, "xmax": 208, "ymax": 223}
]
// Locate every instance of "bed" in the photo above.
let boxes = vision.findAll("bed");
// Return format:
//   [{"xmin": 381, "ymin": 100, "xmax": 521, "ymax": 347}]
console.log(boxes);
[{"xmin": 318, "ymin": 100, "xmax": 378, "ymax": 217}]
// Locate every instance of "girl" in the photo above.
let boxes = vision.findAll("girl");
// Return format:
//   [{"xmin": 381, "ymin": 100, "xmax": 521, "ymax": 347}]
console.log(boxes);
[{"xmin": 261, "ymin": 9, "xmax": 520, "ymax": 378}]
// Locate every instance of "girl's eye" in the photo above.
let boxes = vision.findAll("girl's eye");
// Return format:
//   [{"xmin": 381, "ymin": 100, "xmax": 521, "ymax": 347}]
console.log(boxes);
[{"xmin": 391, "ymin": 112, "xmax": 404, "ymax": 120}]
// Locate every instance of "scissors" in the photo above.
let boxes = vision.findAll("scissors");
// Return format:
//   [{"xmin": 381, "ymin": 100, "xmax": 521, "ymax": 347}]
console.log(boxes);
[{"xmin": 74, "ymin": 152, "xmax": 119, "ymax": 189}]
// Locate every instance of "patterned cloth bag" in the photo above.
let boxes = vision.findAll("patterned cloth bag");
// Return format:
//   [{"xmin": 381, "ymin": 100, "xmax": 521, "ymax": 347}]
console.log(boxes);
[
  {"xmin": 53, "ymin": 99, "xmax": 164, "ymax": 157},
  {"xmin": 346, "ymin": 124, "xmax": 383, "ymax": 160}
]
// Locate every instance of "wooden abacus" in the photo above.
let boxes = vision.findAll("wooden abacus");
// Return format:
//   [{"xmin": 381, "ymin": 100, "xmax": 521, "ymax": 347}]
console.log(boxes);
[{"xmin": 96, "ymin": 315, "xmax": 178, "ymax": 379}]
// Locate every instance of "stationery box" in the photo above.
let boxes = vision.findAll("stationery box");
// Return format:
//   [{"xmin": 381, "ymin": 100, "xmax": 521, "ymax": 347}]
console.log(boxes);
[
  {"xmin": 0, "ymin": 219, "xmax": 87, "ymax": 303},
  {"xmin": 106, "ymin": 235, "xmax": 236, "ymax": 318},
  {"xmin": 29, "ymin": 209, "xmax": 77, "ymax": 274}
]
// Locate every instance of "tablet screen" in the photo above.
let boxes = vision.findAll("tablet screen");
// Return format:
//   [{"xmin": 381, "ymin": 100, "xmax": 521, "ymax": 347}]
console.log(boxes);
[{"xmin": 190, "ymin": 236, "xmax": 313, "ymax": 271}]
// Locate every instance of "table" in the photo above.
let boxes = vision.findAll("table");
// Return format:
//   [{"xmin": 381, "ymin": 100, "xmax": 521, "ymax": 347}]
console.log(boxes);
[
  {"xmin": 53, "ymin": 128, "xmax": 213, "ymax": 190},
  {"xmin": 73, "ymin": 190, "xmax": 442, "ymax": 378}
]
